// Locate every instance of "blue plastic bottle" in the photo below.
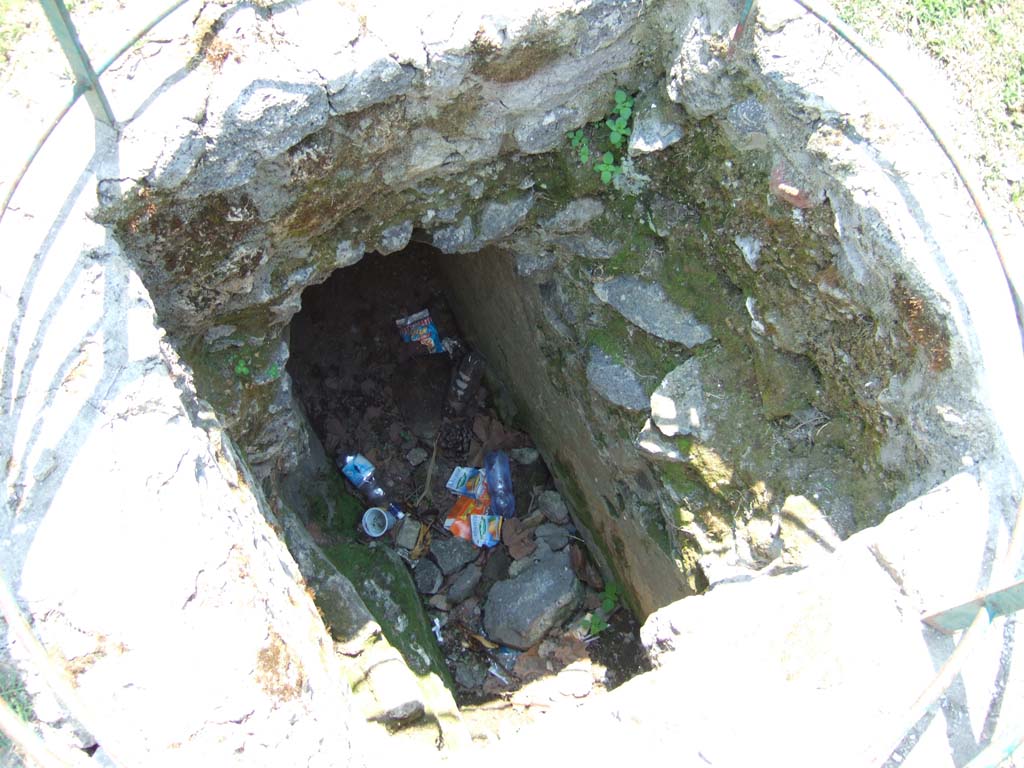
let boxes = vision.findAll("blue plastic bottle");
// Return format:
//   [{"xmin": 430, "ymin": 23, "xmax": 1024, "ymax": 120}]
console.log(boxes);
[
  {"xmin": 483, "ymin": 450, "xmax": 515, "ymax": 518},
  {"xmin": 340, "ymin": 454, "xmax": 387, "ymax": 504}
]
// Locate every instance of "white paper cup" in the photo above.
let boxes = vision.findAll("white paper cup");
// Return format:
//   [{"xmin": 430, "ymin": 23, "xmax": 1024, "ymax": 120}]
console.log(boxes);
[{"xmin": 362, "ymin": 506, "xmax": 396, "ymax": 537}]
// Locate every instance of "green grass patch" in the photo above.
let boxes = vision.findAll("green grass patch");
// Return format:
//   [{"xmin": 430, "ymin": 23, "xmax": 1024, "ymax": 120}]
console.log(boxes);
[
  {"xmin": 0, "ymin": 0, "xmax": 33, "ymax": 68},
  {"xmin": 833, "ymin": 0, "xmax": 1024, "ymax": 218},
  {"xmin": 0, "ymin": 659, "xmax": 32, "ymax": 760}
]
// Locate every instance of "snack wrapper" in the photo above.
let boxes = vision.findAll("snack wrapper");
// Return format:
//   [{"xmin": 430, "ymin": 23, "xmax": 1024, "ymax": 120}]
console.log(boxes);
[
  {"xmin": 444, "ymin": 496, "xmax": 487, "ymax": 542},
  {"xmin": 446, "ymin": 467, "xmax": 488, "ymax": 499},
  {"xmin": 470, "ymin": 514, "xmax": 502, "ymax": 548},
  {"xmin": 444, "ymin": 497, "xmax": 501, "ymax": 547},
  {"xmin": 396, "ymin": 309, "xmax": 443, "ymax": 354}
]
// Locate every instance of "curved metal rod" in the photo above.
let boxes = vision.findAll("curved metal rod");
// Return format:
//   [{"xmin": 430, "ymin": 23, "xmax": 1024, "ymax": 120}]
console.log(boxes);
[
  {"xmin": 787, "ymin": 0, "xmax": 1024, "ymax": 347},
  {"xmin": 739, "ymin": 3, "xmax": 1024, "ymax": 763},
  {"xmin": 0, "ymin": 574, "xmax": 128, "ymax": 767},
  {"xmin": 0, "ymin": 0, "xmax": 193, "ymax": 227},
  {"xmin": 860, "ymin": 493, "xmax": 1024, "ymax": 766},
  {"xmin": 94, "ymin": 0, "xmax": 193, "ymax": 79},
  {"xmin": 964, "ymin": 726, "xmax": 1024, "ymax": 768},
  {"xmin": 0, "ymin": 692, "xmax": 93, "ymax": 768}
]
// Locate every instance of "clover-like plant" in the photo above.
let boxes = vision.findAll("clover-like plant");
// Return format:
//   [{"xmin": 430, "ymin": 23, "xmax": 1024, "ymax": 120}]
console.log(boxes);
[
  {"xmin": 606, "ymin": 89, "xmax": 634, "ymax": 147},
  {"xmin": 593, "ymin": 152, "xmax": 621, "ymax": 184},
  {"xmin": 568, "ymin": 128, "xmax": 590, "ymax": 164}
]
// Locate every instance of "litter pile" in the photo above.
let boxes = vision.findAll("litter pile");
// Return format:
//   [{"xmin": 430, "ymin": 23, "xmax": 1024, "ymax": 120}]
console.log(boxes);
[{"xmin": 287, "ymin": 246, "xmax": 649, "ymax": 703}]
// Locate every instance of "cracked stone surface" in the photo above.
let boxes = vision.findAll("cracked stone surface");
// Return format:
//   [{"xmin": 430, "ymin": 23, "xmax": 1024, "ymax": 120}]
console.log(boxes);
[
  {"xmin": 4, "ymin": 0, "xmax": 1023, "ymax": 763},
  {"xmin": 586, "ymin": 347, "xmax": 650, "ymax": 411},
  {"xmin": 593, "ymin": 277, "xmax": 713, "ymax": 348}
]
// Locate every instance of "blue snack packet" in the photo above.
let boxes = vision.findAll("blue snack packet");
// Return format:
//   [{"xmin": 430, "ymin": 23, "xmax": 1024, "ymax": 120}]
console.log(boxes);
[{"xmin": 396, "ymin": 309, "xmax": 443, "ymax": 354}]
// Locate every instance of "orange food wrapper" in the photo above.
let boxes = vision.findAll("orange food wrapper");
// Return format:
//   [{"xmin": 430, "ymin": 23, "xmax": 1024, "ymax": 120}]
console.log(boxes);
[
  {"xmin": 445, "ymin": 496, "xmax": 488, "ymax": 542},
  {"xmin": 444, "ymin": 496, "xmax": 501, "ymax": 546}
]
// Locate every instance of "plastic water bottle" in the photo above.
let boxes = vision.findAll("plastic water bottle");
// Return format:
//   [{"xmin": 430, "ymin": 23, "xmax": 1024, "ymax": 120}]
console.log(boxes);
[
  {"xmin": 483, "ymin": 450, "xmax": 515, "ymax": 518},
  {"xmin": 446, "ymin": 350, "xmax": 485, "ymax": 415},
  {"xmin": 340, "ymin": 454, "xmax": 387, "ymax": 504}
]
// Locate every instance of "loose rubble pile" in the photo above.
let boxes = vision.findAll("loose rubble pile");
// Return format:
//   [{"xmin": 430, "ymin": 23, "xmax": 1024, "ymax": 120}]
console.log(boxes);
[{"xmin": 288, "ymin": 247, "xmax": 649, "ymax": 703}]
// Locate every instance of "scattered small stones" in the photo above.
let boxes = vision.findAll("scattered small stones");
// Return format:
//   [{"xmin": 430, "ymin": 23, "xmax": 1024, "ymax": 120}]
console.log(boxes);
[
  {"xmin": 449, "ymin": 595, "xmax": 482, "ymax": 632},
  {"xmin": 447, "ymin": 564, "xmax": 482, "ymax": 604},
  {"xmin": 454, "ymin": 656, "xmax": 489, "ymax": 690},
  {"xmin": 394, "ymin": 517, "xmax": 422, "ymax": 551},
  {"xmin": 535, "ymin": 523, "xmax": 570, "ymax": 552},
  {"xmin": 406, "ymin": 447, "xmax": 428, "ymax": 466},
  {"xmin": 430, "ymin": 536, "xmax": 478, "ymax": 575},
  {"xmin": 413, "ymin": 559, "xmax": 443, "ymax": 595},
  {"xmin": 428, "ymin": 594, "xmax": 450, "ymax": 611},
  {"xmin": 537, "ymin": 490, "xmax": 570, "ymax": 525},
  {"xmin": 287, "ymin": 249, "xmax": 643, "ymax": 705}
]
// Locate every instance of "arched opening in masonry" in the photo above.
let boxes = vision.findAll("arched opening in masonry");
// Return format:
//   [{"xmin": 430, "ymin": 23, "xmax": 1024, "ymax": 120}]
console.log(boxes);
[{"xmin": 286, "ymin": 242, "xmax": 651, "ymax": 706}]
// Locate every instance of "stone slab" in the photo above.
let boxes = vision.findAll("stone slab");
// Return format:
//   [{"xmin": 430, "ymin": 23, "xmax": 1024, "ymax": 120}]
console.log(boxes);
[
  {"xmin": 483, "ymin": 549, "xmax": 583, "ymax": 650},
  {"xmin": 649, "ymin": 357, "xmax": 710, "ymax": 440},
  {"xmin": 593, "ymin": 277, "xmax": 712, "ymax": 348},
  {"xmin": 585, "ymin": 347, "xmax": 649, "ymax": 411}
]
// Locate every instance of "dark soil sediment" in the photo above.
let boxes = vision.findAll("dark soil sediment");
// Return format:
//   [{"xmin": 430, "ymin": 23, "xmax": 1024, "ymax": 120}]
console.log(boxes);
[{"xmin": 287, "ymin": 245, "xmax": 650, "ymax": 706}]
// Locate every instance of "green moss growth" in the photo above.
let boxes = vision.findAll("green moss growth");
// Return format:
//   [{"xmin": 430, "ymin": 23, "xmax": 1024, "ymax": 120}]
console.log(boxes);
[
  {"xmin": 305, "ymin": 467, "xmax": 362, "ymax": 535},
  {"xmin": 324, "ymin": 542, "xmax": 452, "ymax": 688},
  {"xmin": 107, "ymin": 187, "xmax": 262, "ymax": 284},
  {"xmin": 639, "ymin": 506, "xmax": 673, "ymax": 555},
  {"xmin": 660, "ymin": 462, "xmax": 700, "ymax": 498},
  {"xmin": 333, "ymin": 489, "xmax": 364, "ymax": 533},
  {"xmin": 586, "ymin": 311, "xmax": 682, "ymax": 395},
  {"xmin": 587, "ymin": 314, "xmax": 630, "ymax": 364},
  {"xmin": 0, "ymin": 662, "xmax": 32, "ymax": 757},
  {"xmin": 750, "ymin": 342, "xmax": 818, "ymax": 420}
]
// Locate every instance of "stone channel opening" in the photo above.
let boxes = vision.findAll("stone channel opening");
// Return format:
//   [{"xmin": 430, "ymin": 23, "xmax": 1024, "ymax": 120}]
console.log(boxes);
[
  {"xmin": 286, "ymin": 242, "xmax": 651, "ymax": 706},
  {"xmin": 6, "ymin": 0, "xmax": 1021, "ymax": 761}
]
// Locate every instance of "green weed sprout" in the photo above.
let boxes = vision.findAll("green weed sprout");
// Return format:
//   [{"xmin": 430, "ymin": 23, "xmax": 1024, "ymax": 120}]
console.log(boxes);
[
  {"xmin": 567, "ymin": 89, "xmax": 634, "ymax": 184},
  {"xmin": 232, "ymin": 355, "xmax": 252, "ymax": 379},
  {"xmin": 581, "ymin": 582, "xmax": 621, "ymax": 637},
  {"xmin": 594, "ymin": 152, "xmax": 621, "ymax": 184},
  {"xmin": 607, "ymin": 89, "xmax": 634, "ymax": 147},
  {"xmin": 568, "ymin": 128, "xmax": 590, "ymax": 163}
]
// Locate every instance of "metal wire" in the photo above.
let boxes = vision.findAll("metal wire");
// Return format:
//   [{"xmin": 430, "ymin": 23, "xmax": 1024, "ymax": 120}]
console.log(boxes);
[
  {"xmin": 786, "ymin": 0, "xmax": 1024, "ymax": 346},
  {"xmin": 0, "ymin": 575, "xmax": 127, "ymax": 767},
  {"xmin": 0, "ymin": 0, "xmax": 193, "ymax": 227},
  {"xmin": 734, "ymin": 3, "xmax": 1024, "ymax": 764}
]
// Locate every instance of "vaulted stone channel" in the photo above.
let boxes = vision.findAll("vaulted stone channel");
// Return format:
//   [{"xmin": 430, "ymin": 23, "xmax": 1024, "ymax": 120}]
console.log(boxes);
[
  {"xmin": 284, "ymin": 243, "xmax": 654, "ymax": 708},
  {"xmin": 95, "ymin": 0, "xmax": 1013, "ymax": 731},
  {"xmin": 9, "ymin": 0, "xmax": 1020, "ymax": 762}
]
